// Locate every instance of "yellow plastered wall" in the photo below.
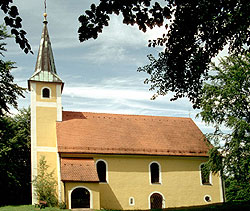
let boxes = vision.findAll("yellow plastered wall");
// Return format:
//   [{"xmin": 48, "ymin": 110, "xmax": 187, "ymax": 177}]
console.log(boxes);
[
  {"xmin": 90, "ymin": 155, "xmax": 222, "ymax": 209},
  {"xmin": 36, "ymin": 106, "xmax": 57, "ymax": 147},
  {"xmin": 37, "ymin": 152, "xmax": 58, "ymax": 179},
  {"xmin": 64, "ymin": 182, "xmax": 100, "ymax": 209},
  {"xmin": 32, "ymin": 81, "xmax": 61, "ymax": 201}
]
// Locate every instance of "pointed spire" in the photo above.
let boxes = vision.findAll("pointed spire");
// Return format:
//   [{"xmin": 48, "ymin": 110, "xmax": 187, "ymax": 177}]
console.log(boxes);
[
  {"xmin": 34, "ymin": 13, "xmax": 57, "ymax": 74},
  {"xmin": 28, "ymin": 13, "xmax": 63, "ymax": 90}
]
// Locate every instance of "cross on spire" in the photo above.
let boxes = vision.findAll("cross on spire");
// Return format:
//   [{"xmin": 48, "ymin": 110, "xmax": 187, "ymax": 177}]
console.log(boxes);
[
  {"xmin": 44, "ymin": 0, "xmax": 47, "ymax": 13},
  {"xmin": 43, "ymin": 0, "xmax": 47, "ymax": 23}
]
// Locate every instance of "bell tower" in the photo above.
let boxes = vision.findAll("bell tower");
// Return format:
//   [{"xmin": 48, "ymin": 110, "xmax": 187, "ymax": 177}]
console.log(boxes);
[{"xmin": 28, "ymin": 13, "xmax": 64, "ymax": 204}]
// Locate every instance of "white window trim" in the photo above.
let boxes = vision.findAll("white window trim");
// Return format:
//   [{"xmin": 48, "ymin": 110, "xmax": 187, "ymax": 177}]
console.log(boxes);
[
  {"xmin": 96, "ymin": 159, "xmax": 109, "ymax": 184},
  {"xmin": 199, "ymin": 163, "xmax": 213, "ymax": 186},
  {"xmin": 41, "ymin": 86, "xmax": 51, "ymax": 99},
  {"xmin": 204, "ymin": 195, "xmax": 212, "ymax": 203},
  {"xmin": 148, "ymin": 191, "xmax": 165, "ymax": 209},
  {"xmin": 68, "ymin": 186, "xmax": 93, "ymax": 209},
  {"xmin": 129, "ymin": 197, "xmax": 135, "ymax": 206},
  {"xmin": 149, "ymin": 161, "xmax": 162, "ymax": 185}
]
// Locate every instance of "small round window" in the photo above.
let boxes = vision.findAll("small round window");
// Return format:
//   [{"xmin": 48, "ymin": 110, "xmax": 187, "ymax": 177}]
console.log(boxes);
[
  {"xmin": 42, "ymin": 88, "xmax": 50, "ymax": 98},
  {"xmin": 204, "ymin": 195, "xmax": 211, "ymax": 202}
]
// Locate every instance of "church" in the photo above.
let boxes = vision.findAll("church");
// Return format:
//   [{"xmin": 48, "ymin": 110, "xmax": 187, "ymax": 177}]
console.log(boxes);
[{"xmin": 28, "ymin": 13, "xmax": 224, "ymax": 209}]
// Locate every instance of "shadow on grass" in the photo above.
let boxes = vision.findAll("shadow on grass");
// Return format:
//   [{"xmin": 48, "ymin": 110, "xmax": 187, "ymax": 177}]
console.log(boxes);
[
  {"xmin": 103, "ymin": 201, "xmax": 250, "ymax": 211},
  {"xmin": 0, "ymin": 205, "xmax": 70, "ymax": 210}
]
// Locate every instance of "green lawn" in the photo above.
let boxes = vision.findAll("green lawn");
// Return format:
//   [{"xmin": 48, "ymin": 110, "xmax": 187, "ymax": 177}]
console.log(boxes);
[
  {"xmin": 166, "ymin": 201, "xmax": 250, "ymax": 210},
  {"xmin": 1, "ymin": 201, "xmax": 250, "ymax": 211}
]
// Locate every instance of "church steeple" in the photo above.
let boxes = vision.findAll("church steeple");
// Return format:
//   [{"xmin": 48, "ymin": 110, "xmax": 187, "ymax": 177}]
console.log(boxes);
[
  {"xmin": 29, "ymin": 11, "xmax": 63, "ymax": 205},
  {"xmin": 28, "ymin": 13, "xmax": 63, "ymax": 90}
]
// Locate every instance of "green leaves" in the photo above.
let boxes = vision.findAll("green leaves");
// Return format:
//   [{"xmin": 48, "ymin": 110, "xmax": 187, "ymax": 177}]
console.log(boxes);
[
  {"xmin": 0, "ymin": 25, "xmax": 26, "ymax": 116},
  {"xmin": 33, "ymin": 156, "xmax": 58, "ymax": 207},
  {"xmin": 78, "ymin": 0, "xmax": 173, "ymax": 41},
  {"xmin": 0, "ymin": 108, "xmax": 31, "ymax": 205},
  {"xmin": 0, "ymin": 1, "xmax": 32, "ymax": 54},
  {"xmin": 198, "ymin": 53, "xmax": 250, "ymax": 201},
  {"xmin": 78, "ymin": 0, "xmax": 250, "ymax": 104}
]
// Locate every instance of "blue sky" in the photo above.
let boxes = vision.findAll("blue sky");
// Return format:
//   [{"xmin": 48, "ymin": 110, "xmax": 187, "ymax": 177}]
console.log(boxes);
[{"xmin": 1, "ymin": 0, "xmax": 228, "ymax": 134}]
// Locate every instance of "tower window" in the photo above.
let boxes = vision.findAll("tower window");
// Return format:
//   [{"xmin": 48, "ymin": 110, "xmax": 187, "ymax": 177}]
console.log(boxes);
[
  {"xmin": 96, "ymin": 160, "xmax": 107, "ymax": 183},
  {"xmin": 42, "ymin": 88, "xmax": 50, "ymax": 98},
  {"xmin": 150, "ymin": 162, "xmax": 161, "ymax": 184}
]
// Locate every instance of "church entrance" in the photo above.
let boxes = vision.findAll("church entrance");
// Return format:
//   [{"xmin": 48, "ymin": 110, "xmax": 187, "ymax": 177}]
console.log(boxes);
[
  {"xmin": 71, "ymin": 187, "xmax": 90, "ymax": 208},
  {"xmin": 150, "ymin": 193, "xmax": 163, "ymax": 209}
]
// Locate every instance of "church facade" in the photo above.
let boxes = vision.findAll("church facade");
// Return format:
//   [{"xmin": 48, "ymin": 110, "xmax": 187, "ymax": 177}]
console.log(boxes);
[{"xmin": 28, "ymin": 15, "xmax": 225, "ymax": 209}]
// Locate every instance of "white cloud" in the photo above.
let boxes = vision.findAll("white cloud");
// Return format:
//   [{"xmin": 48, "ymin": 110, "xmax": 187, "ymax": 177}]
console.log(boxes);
[
  {"xmin": 2, "ymin": 0, "xmax": 222, "ymax": 136},
  {"xmin": 82, "ymin": 45, "xmax": 128, "ymax": 64},
  {"xmin": 64, "ymin": 85, "xmax": 152, "ymax": 101}
]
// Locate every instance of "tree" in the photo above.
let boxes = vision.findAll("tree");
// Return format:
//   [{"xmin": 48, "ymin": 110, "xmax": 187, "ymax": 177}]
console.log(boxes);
[
  {"xmin": 0, "ymin": 24, "xmax": 25, "ymax": 116},
  {"xmin": 0, "ymin": 107, "xmax": 31, "ymax": 205},
  {"xmin": 33, "ymin": 156, "xmax": 58, "ymax": 207},
  {"xmin": 198, "ymin": 53, "xmax": 250, "ymax": 201},
  {"xmin": 0, "ymin": 0, "xmax": 32, "ymax": 54},
  {"xmin": 78, "ymin": 0, "xmax": 250, "ymax": 105}
]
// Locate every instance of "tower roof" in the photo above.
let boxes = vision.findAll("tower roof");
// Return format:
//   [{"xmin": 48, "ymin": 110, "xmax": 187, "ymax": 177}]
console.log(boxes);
[{"xmin": 28, "ymin": 14, "xmax": 63, "ymax": 90}]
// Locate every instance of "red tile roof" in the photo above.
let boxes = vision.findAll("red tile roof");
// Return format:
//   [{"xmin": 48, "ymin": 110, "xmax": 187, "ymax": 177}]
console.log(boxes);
[
  {"xmin": 60, "ymin": 158, "xmax": 99, "ymax": 182},
  {"xmin": 57, "ymin": 111, "xmax": 210, "ymax": 156}
]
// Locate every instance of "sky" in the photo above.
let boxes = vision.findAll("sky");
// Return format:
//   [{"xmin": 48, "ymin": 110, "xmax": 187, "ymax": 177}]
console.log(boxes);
[{"xmin": 1, "ymin": 0, "xmax": 227, "ymax": 134}]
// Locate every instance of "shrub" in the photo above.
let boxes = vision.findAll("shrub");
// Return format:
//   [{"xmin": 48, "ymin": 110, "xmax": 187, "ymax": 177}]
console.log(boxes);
[
  {"xmin": 32, "ymin": 156, "xmax": 58, "ymax": 207},
  {"xmin": 59, "ymin": 201, "xmax": 66, "ymax": 209}
]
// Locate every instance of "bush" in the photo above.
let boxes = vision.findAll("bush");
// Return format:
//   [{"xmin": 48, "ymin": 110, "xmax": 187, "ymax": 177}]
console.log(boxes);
[
  {"xmin": 59, "ymin": 201, "xmax": 66, "ymax": 209},
  {"xmin": 32, "ymin": 156, "xmax": 58, "ymax": 207}
]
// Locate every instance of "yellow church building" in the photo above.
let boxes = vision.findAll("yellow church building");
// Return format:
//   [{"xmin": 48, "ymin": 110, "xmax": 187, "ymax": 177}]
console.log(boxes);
[{"xmin": 28, "ymin": 14, "xmax": 225, "ymax": 209}]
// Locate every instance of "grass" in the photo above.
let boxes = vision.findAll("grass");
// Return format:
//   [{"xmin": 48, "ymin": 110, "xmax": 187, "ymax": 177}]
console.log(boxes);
[
  {"xmin": 0, "ymin": 201, "xmax": 250, "ymax": 211},
  {"xmin": 150, "ymin": 201, "xmax": 250, "ymax": 211},
  {"xmin": 0, "ymin": 205, "xmax": 69, "ymax": 211}
]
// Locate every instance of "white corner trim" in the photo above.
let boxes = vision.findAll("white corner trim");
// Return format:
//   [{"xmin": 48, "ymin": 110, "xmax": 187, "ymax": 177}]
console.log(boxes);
[
  {"xmin": 149, "ymin": 161, "xmax": 162, "ymax": 185},
  {"xmin": 96, "ymin": 159, "xmax": 109, "ymax": 183},
  {"xmin": 56, "ymin": 84, "xmax": 62, "ymax": 121},
  {"xmin": 68, "ymin": 186, "xmax": 93, "ymax": 209},
  {"xmin": 30, "ymin": 82, "xmax": 38, "ymax": 205},
  {"xmin": 57, "ymin": 152, "xmax": 62, "ymax": 203},
  {"xmin": 148, "ymin": 191, "xmax": 165, "ymax": 209}
]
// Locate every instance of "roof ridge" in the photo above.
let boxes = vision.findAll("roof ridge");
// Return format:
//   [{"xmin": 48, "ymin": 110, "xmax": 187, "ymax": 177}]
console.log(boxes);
[{"xmin": 62, "ymin": 110, "xmax": 192, "ymax": 120}]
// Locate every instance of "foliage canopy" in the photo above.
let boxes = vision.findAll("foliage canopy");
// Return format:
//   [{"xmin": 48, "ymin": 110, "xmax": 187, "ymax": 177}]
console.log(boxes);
[
  {"xmin": 0, "ymin": 107, "xmax": 31, "ymax": 205},
  {"xmin": 0, "ymin": 24, "xmax": 25, "ymax": 116},
  {"xmin": 0, "ymin": 0, "xmax": 32, "ymax": 54},
  {"xmin": 198, "ymin": 53, "xmax": 250, "ymax": 201},
  {"xmin": 78, "ymin": 0, "xmax": 250, "ymax": 105}
]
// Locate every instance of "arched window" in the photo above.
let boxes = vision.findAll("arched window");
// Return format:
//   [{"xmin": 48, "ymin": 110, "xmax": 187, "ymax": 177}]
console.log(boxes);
[
  {"xmin": 71, "ymin": 187, "xmax": 90, "ymax": 208},
  {"xmin": 200, "ymin": 163, "xmax": 211, "ymax": 185},
  {"xmin": 42, "ymin": 88, "xmax": 50, "ymax": 98},
  {"xmin": 96, "ymin": 160, "xmax": 107, "ymax": 183},
  {"xmin": 150, "ymin": 162, "xmax": 160, "ymax": 184},
  {"xmin": 150, "ymin": 193, "xmax": 164, "ymax": 209}
]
